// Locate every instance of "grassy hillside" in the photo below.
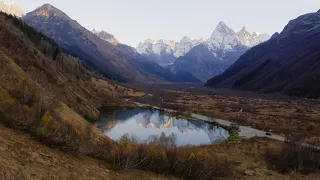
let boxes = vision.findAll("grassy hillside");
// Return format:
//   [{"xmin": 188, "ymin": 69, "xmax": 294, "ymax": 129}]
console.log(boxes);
[{"xmin": 0, "ymin": 12, "xmax": 143, "ymax": 156}]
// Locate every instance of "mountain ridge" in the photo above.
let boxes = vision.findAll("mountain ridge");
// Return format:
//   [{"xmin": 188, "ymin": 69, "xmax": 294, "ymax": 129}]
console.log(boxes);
[
  {"xmin": 137, "ymin": 21, "xmax": 270, "ymax": 59},
  {"xmin": 136, "ymin": 22, "xmax": 270, "ymax": 81},
  {"xmin": 166, "ymin": 22, "xmax": 269, "ymax": 82},
  {"xmin": 23, "ymin": 3, "xmax": 200, "ymax": 83},
  {"xmin": 206, "ymin": 10, "xmax": 320, "ymax": 98}
]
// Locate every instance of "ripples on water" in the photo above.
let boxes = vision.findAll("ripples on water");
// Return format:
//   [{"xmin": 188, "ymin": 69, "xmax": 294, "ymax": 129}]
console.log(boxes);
[{"xmin": 95, "ymin": 107, "xmax": 229, "ymax": 146}]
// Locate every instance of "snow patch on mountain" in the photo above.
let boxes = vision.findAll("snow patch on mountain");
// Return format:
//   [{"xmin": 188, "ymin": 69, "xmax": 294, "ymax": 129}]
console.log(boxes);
[
  {"xmin": 137, "ymin": 21, "xmax": 270, "ymax": 59},
  {"xmin": 136, "ymin": 37, "xmax": 203, "ymax": 58},
  {"xmin": 137, "ymin": 39, "xmax": 176, "ymax": 56},
  {"xmin": 207, "ymin": 21, "xmax": 238, "ymax": 51},
  {"xmin": 174, "ymin": 36, "xmax": 204, "ymax": 57}
]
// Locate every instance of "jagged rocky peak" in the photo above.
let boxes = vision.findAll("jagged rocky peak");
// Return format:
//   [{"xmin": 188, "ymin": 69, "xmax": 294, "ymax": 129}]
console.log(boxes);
[
  {"xmin": 136, "ymin": 20, "xmax": 270, "ymax": 67},
  {"xmin": 0, "ymin": 1, "xmax": 24, "ymax": 17},
  {"xmin": 207, "ymin": 21, "xmax": 238, "ymax": 50},
  {"xmin": 136, "ymin": 39, "xmax": 176, "ymax": 56},
  {"xmin": 236, "ymin": 26, "xmax": 252, "ymax": 46},
  {"xmin": 31, "ymin": 3, "xmax": 70, "ymax": 20},
  {"xmin": 238, "ymin": 26, "xmax": 250, "ymax": 35},
  {"xmin": 137, "ymin": 36, "xmax": 203, "ymax": 58},
  {"xmin": 214, "ymin": 21, "xmax": 235, "ymax": 34},
  {"xmin": 174, "ymin": 36, "xmax": 203, "ymax": 57},
  {"xmin": 92, "ymin": 28, "xmax": 119, "ymax": 45},
  {"xmin": 180, "ymin": 36, "xmax": 192, "ymax": 42}
]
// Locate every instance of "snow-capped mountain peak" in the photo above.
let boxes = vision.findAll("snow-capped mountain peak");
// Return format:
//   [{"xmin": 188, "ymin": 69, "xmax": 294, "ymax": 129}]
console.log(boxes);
[
  {"xmin": 174, "ymin": 36, "xmax": 203, "ymax": 57},
  {"xmin": 136, "ymin": 39, "xmax": 175, "ymax": 56},
  {"xmin": 207, "ymin": 21, "xmax": 238, "ymax": 50},
  {"xmin": 136, "ymin": 36, "xmax": 203, "ymax": 59},
  {"xmin": 236, "ymin": 26, "xmax": 255, "ymax": 46},
  {"xmin": 214, "ymin": 21, "xmax": 235, "ymax": 34},
  {"xmin": 136, "ymin": 21, "xmax": 270, "ymax": 68},
  {"xmin": 180, "ymin": 36, "xmax": 192, "ymax": 42},
  {"xmin": 238, "ymin": 26, "xmax": 249, "ymax": 34}
]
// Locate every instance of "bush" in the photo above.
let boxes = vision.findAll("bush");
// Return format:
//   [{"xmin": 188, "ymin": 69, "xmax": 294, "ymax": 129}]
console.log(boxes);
[
  {"xmin": 265, "ymin": 141, "xmax": 320, "ymax": 174},
  {"xmin": 109, "ymin": 133, "xmax": 233, "ymax": 179}
]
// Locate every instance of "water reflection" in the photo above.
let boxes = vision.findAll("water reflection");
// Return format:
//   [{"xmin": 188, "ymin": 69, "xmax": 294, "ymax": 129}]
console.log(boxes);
[{"xmin": 95, "ymin": 107, "xmax": 229, "ymax": 146}]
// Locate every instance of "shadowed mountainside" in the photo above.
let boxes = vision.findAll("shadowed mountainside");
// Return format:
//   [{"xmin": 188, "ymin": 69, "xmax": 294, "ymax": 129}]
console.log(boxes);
[
  {"xmin": 23, "ymin": 4, "xmax": 200, "ymax": 83},
  {"xmin": 171, "ymin": 44, "xmax": 247, "ymax": 82},
  {"xmin": 206, "ymin": 10, "xmax": 320, "ymax": 98}
]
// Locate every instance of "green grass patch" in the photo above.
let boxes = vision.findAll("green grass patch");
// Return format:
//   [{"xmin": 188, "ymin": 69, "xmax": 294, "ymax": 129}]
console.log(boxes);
[{"xmin": 225, "ymin": 133, "xmax": 246, "ymax": 142}]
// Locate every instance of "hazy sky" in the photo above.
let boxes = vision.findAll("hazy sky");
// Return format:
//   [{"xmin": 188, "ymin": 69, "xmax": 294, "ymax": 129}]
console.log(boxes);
[{"xmin": 11, "ymin": 0, "xmax": 320, "ymax": 46}]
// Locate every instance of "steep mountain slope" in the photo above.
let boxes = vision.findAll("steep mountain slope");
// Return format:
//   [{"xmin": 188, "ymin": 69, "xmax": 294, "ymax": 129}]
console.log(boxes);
[
  {"xmin": 0, "ymin": 11, "xmax": 142, "ymax": 164},
  {"xmin": 0, "ymin": 1, "xmax": 24, "ymax": 17},
  {"xmin": 172, "ymin": 44, "xmax": 247, "ymax": 81},
  {"xmin": 206, "ymin": 10, "xmax": 320, "ymax": 98},
  {"xmin": 23, "ymin": 4, "xmax": 198, "ymax": 83}
]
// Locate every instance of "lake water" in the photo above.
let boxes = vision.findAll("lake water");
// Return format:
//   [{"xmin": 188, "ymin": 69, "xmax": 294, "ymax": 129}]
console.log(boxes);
[{"xmin": 95, "ymin": 107, "xmax": 230, "ymax": 146}]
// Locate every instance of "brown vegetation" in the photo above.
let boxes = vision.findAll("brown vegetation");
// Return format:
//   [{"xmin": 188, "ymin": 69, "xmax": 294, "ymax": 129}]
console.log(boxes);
[
  {"xmin": 265, "ymin": 141, "xmax": 320, "ymax": 174},
  {"xmin": 109, "ymin": 133, "xmax": 232, "ymax": 179},
  {"xmin": 0, "ymin": 123, "xmax": 177, "ymax": 180},
  {"xmin": 132, "ymin": 84, "xmax": 320, "ymax": 139},
  {"xmin": 0, "ymin": 12, "xmax": 139, "ymax": 159}
]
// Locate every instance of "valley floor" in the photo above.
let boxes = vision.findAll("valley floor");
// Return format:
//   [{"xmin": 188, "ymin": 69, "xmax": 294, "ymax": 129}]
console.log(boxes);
[
  {"xmin": 1, "ymin": 122, "xmax": 319, "ymax": 180},
  {"xmin": 129, "ymin": 83, "xmax": 320, "ymax": 139}
]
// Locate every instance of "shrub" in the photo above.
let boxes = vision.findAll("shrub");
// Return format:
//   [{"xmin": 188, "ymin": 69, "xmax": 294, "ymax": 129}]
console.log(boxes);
[
  {"xmin": 109, "ymin": 133, "xmax": 233, "ymax": 179},
  {"xmin": 265, "ymin": 141, "xmax": 320, "ymax": 174}
]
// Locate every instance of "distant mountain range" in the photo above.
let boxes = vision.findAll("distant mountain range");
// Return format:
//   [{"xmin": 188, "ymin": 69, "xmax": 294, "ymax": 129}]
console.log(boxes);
[
  {"xmin": 137, "ymin": 22, "xmax": 270, "ymax": 81},
  {"xmin": 137, "ymin": 23, "xmax": 269, "ymax": 59},
  {"xmin": 23, "ymin": 4, "xmax": 200, "ymax": 83},
  {"xmin": 136, "ymin": 37, "xmax": 204, "ymax": 67},
  {"xmin": 0, "ymin": 1, "xmax": 24, "ymax": 17},
  {"xmin": 206, "ymin": 10, "xmax": 320, "ymax": 98},
  {"xmin": 4, "ymin": 2, "xmax": 320, "ymax": 98}
]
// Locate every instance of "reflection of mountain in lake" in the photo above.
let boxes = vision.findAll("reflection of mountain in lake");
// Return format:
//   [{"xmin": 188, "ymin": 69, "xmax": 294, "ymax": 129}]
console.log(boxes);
[
  {"xmin": 134, "ymin": 111, "xmax": 229, "ymax": 143},
  {"xmin": 97, "ymin": 108, "xmax": 229, "ymax": 144}
]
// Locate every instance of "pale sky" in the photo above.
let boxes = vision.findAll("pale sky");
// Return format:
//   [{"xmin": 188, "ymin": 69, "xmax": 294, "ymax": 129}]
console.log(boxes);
[{"xmin": 10, "ymin": 0, "xmax": 320, "ymax": 47}]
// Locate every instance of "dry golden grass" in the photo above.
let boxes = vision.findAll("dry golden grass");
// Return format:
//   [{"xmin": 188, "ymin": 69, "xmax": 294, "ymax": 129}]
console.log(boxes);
[
  {"xmin": 139, "ymin": 89, "xmax": 320, "ymax": 138},
  {"xmin": 200, "ymin": 138, "xmax": 320, "ymax": 180},
  {"xmin": 0, "ymin": 123, "xmax": 178, "ymax": 180}
]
